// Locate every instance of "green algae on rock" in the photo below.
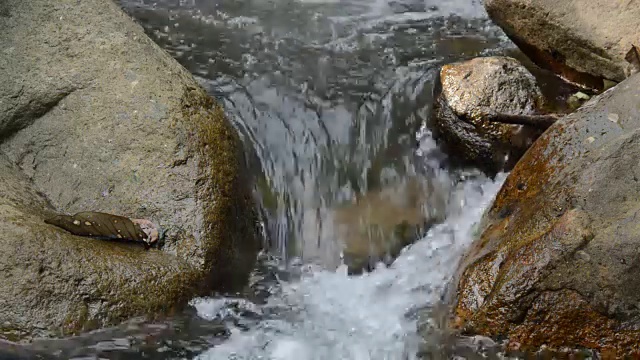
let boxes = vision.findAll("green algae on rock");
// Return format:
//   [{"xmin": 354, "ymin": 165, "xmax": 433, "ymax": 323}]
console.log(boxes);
[
  {"xmin": 451, "ymin": 73, "xmax": 640, "ymax": 357},
  {"xmin": 179, "ymin": 86, "xmax": 261, "ymax": 291}
]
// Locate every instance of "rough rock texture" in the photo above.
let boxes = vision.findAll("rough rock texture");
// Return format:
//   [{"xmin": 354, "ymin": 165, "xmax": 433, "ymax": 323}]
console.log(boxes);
[
  {"xmin": 451, "ymin": 73, "xmax": 640, "ymax": 357},
  {"xmin": 0, "ymin": 0, "xmax": 260, "ymax": 340},
  {"xmin": 0, "ymin": 339, "xmax": 56, "ymax": 360},
  {"xmin": 484, "ymin": 0, "xmax": 640, "ymax": 89},
  {"xmin": 431, "ymin": 56, "xmax": 544, "ymax": 174}
]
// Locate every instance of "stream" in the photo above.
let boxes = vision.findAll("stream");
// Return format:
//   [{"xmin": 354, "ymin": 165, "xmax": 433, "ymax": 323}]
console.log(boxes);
[{"xmin": 19, "ymin": 0, "xmax": 522, "ymax": 359}]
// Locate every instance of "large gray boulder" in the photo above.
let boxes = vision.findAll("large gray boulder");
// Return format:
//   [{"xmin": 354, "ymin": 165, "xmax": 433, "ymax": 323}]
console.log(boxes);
[
  {"xmin": 484, "ymin": 0, "xmax": 640, "ymax": 89},
  {"xmin": 0, "ymin": 0, "xmax": 259, "ymax": 340},
  {"xmin": 451, "ymin": 72, "xmax": 640, "ymax": 356}
]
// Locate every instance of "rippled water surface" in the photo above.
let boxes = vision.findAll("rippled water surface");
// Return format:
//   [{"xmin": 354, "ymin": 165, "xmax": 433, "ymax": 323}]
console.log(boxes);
[{"xmin": 23, "ymin": 0, "xmax": 521, "ymax": 358}]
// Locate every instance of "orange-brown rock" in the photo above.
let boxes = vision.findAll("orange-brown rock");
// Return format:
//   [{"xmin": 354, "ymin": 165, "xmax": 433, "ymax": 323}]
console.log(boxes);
[{"xmin": 451, "ymin": 72, "xmax": 640, "ymax": 357}]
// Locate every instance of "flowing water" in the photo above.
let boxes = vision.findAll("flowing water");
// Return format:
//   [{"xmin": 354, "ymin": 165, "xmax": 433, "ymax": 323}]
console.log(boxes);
[
  {"xmin": 118, "ymin": 0, "xmax": 514, "ymax": 264},
  {"xmin": 18, "ymin": 1, "xmax": 528, "ymax": 359}
]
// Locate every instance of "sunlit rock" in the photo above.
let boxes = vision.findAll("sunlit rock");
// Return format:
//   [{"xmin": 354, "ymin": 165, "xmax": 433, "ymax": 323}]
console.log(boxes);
[
  {"xmin": 451, "ymin": 73, "xmax": 640, "ymax": 357},
  {"xmin": 431, "ymin": 56, "xmax": 545, "ymax": 174}
]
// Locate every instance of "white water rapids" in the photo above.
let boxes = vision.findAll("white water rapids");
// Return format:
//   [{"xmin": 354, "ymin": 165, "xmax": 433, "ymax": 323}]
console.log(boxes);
[{"xmin": 191, "ymin": 169, "xmax": 505, "ymax": 360}]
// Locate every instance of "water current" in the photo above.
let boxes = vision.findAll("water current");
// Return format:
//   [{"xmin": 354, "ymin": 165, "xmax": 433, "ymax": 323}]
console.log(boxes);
[{"xmin": 20, "ymin": 0, "xmax": 527, "ymax": 358}]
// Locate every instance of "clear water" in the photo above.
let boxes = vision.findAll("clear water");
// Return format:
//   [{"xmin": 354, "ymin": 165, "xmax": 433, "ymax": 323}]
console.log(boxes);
[{"xmin": 23, "ymin": 1, "xmax": 519, "ymax": 359}]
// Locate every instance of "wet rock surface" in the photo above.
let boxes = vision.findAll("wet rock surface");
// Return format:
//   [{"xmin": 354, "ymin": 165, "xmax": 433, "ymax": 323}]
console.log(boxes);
[
  {"xmin": 431, "ymin": 56, "xmax": 544, "ymax": 174},
  {"xmin": 0, "ymin": 0, "xmax": 259, "ymax": 341},
  {"xmin": 295, "ymin": 175, "xmax": 451, "ymax": 275},
  {"xmin": 484, "ymin": 0, "xmax": 640, "ymax": 89},
  {"xmin": 0, "ymin": 340, "xmax": 56, "ymax": 360},
  {"xmin": 452, "ymin": 72, "xmax": 640, "ymax": 356}
]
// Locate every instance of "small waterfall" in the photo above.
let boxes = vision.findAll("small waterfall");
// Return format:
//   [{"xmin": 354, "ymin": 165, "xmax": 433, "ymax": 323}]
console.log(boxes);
[{"xmin": 34, "ymin": 0, "xmax": 515, "ymax": 358}]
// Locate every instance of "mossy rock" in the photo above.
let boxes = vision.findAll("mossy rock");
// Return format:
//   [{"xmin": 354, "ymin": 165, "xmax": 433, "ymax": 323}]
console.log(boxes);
[{"xmin": 0, "ymin": 0, "xmax": 259, "ymax": 341}]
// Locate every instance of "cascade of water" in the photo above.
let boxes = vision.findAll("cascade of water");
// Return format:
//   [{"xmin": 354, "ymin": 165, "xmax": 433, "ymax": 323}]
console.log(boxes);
[
  {"xmin": 191, "ymin": 171, "xmax": 506, "ymax": 360},
  {"xmin": 43, "ymin": 1, "xmax": 516, "ymax": 358}
]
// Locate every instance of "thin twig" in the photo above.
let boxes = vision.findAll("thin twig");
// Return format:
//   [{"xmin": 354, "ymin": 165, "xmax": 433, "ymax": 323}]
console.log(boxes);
[{"xmin": 483, "ymin": 113, "xmax": 560, "ymax": 130}]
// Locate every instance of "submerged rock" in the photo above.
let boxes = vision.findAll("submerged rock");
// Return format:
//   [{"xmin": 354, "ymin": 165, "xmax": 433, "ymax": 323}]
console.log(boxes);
[
  {"xmin": 431, "ymin": 56, "xmax": 545, "ymax": 174},
  {"xmin": 451, "ymin": 73, "xmax": 640, "ymax": 357},
  {"xmin": 297, "ymin": 175, "xmax": 450, "ymax": 274},
  {"xmin": 334, "ymin": 177, "xmax": 448, "ymax": 274},
  {"xmin": 0, "ymin": 0, "xmax": 260, "ymax": 341},
  {"xmin": 484, "ymin": 0, "xmax": 640, "ymax": 89}
]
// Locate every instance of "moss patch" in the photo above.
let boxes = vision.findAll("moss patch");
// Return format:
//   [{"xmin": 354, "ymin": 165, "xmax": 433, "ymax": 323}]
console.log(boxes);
[{"xmin": 179, "ymin": 86, "xmax": 261, "ymax": 292}]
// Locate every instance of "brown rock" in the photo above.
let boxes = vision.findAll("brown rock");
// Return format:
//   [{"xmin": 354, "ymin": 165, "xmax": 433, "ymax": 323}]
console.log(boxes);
[
  {"xmin": 451, "ymin": 73, "xmax": 640, "ymax": 357},
  {"xmin": 484, "ymin": 0, "xmax": 640, "ymax": 89},
  {"xmin": 431, "ymin": 56, "xmax": 544, "ymax": 174},
  {"xmin": 297, "ymin": 176, "xmax": 450, "ymax": 274}
]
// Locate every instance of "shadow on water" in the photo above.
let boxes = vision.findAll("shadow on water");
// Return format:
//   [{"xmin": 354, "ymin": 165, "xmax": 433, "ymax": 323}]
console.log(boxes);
[{"xmin": 9, "ymin": 0, "xmax": 581, "ymax": 359}]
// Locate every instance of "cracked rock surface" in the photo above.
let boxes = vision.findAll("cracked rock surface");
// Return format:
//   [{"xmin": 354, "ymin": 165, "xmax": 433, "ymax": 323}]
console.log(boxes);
[{"xmin": 0, "ymin": 0, "xmax": 259, "ymax": 341}]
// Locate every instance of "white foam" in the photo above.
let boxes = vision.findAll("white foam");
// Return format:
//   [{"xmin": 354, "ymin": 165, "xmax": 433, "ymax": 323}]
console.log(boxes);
[{"xmin": 194, "ymin": 173, "xmax": 505, "ymax": 360}]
